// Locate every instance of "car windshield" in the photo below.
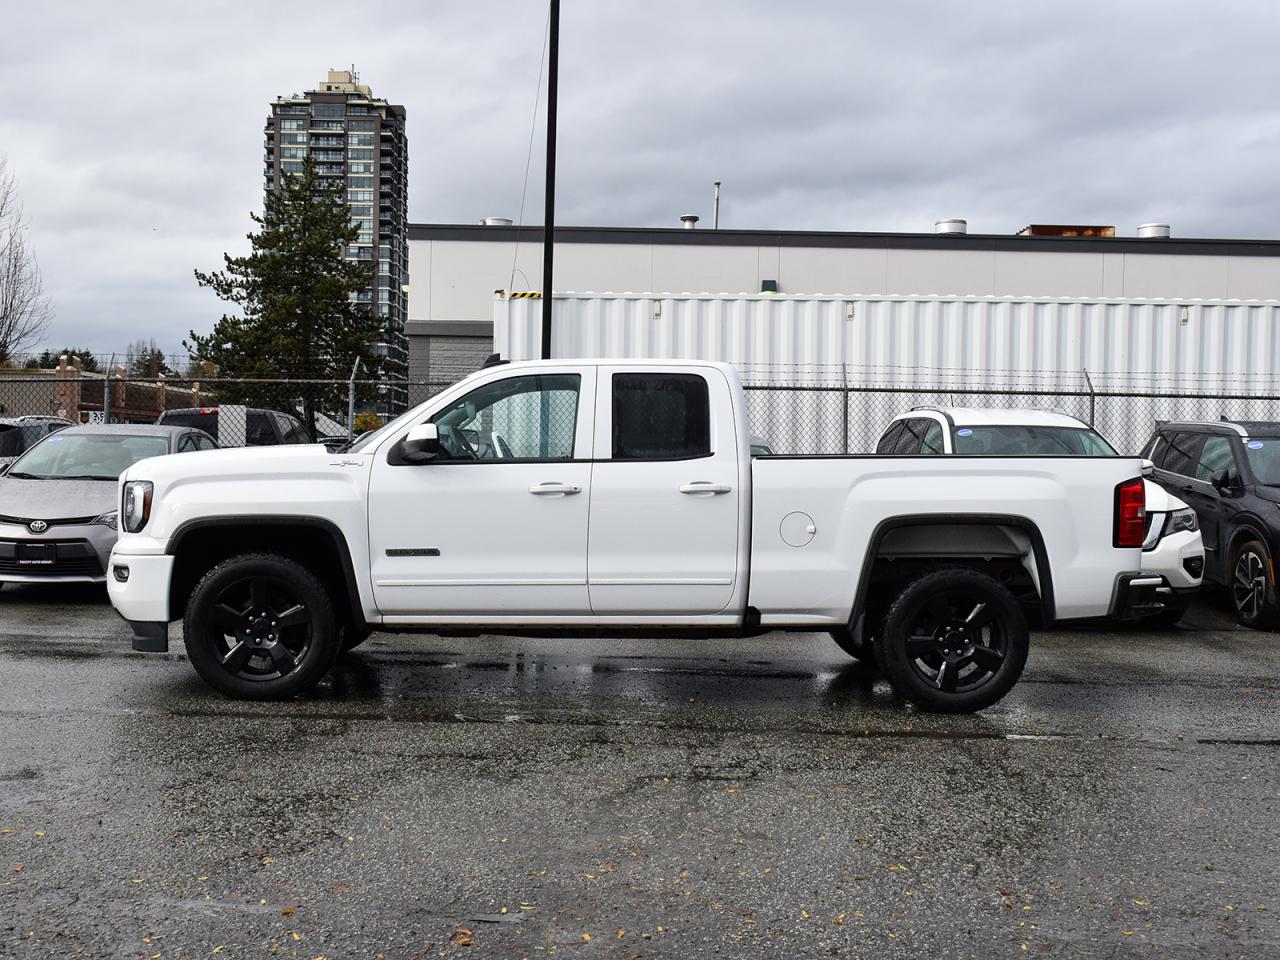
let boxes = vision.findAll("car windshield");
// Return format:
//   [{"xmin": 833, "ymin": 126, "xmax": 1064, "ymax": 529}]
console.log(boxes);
[
  {"xmin": 952, "ymin": 425, "xmax": 1118, "ymax": 456},
  {"xmin": 7, "ymin": 433, "xmax": 170, "ymax": 480},
  {"xmin": 1244, "ymin": 438, "xmax": 1280, "ymax": 484}
]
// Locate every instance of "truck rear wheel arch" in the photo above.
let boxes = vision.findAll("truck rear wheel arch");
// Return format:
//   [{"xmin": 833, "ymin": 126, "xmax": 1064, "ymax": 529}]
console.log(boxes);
[
  {"xmin": 166, "ymin": 517, "xmax": 364, "ymax": 631},
  {"xmin": 851, "ymin": 514, "xmax": 1055, "ymax": 628}
]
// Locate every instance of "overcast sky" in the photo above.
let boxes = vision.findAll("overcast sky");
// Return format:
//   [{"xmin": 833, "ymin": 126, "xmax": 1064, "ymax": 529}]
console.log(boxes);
[{"xmin": 2, "ymin": 0, "xmax": 1278, "ymax": 354}]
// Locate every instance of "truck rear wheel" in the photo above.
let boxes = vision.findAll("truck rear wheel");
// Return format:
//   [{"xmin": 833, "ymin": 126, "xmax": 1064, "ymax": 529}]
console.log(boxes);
[
  {"xmin": 183, "ymin": 553, "xmax": 340, "ymax": 700},
  {"xmin": 875, "ymin": 568, "xmax": 1028, "ymax": 714}
]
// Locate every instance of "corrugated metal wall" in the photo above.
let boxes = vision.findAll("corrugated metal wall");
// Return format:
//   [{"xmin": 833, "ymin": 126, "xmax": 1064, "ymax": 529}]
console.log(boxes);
[{"xmin": 493, "ymin": 294, "xmax": 1280, "ymax": 453}]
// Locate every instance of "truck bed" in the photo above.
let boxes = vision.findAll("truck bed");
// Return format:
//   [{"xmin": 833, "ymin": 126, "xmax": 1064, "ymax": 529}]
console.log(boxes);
[{"xmin": 748, "ymin": 454, "xmax": 1145, "ymax": 625}]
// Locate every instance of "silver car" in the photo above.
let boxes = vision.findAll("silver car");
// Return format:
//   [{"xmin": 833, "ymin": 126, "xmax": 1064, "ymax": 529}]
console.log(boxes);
[{"xmin": 0, "ymin": 424, "xmax": 215, "ymax": 587}]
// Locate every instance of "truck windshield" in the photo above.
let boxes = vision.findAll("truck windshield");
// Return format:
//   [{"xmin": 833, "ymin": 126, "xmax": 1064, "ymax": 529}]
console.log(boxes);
[
  {"xmin": 1244, "ymin": 438, "xmax": 1280, "ymax": 484},
  {"xmin": 952, "ymin": 425, "xmax": 1117, "ymax": 456},
  {"xmin": 8, "ymin": 434, "xmax": 170, "ymax": 480}
]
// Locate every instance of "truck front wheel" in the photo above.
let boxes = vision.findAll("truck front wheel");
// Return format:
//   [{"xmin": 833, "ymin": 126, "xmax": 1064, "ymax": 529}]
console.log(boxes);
[
  {"xmin": 183, "ymin": 553, "xmax": 340, "ymax": 700},
  {"xmin": 875, "ymin": 568, "xmax": 1029, "ymax": 714}
]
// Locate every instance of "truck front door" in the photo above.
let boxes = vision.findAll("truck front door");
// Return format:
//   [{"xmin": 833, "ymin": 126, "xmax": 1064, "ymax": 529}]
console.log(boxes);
[
  {"xmin": 587, "ymin": 368, "xmax": 742, "ymax": 615},
  {"xmin": 367, "ymin": 368, "xmax": 595, "ymax": 618}
]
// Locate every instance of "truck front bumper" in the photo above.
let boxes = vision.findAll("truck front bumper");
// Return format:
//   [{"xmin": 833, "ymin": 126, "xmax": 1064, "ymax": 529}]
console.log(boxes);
[{"xmin": 106, "ymin": 552, "xmax": 174, "ymax": 652}]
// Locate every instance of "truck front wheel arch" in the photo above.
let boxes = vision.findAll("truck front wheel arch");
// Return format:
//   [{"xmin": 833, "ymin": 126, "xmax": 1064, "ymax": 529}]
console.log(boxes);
[{"xmin": 167, "ymin": 518, "xmax": 364, "ymax": 634}]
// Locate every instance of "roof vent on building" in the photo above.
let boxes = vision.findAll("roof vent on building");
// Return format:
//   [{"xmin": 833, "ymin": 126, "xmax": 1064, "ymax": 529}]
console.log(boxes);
[
  {"xmin": 680, "ymin": 214, "xmax": 700, "ymax": 229},
  {"xmin": 935, "ymin": 219, "xmax": 967, "ymax": 235},
  {"xmin": 480, "ymin": 217, "xmax": 513, "ymax": 227},
  {"xmin": 1137, "ymin": 223, "xmax": 1171, "ymax": 239}
]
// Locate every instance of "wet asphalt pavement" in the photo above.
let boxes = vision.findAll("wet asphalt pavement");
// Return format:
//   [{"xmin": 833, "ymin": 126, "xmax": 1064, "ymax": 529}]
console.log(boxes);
[{"xmin": 0, "ymin": 586, "xmax": 1277, "ymax": 959}]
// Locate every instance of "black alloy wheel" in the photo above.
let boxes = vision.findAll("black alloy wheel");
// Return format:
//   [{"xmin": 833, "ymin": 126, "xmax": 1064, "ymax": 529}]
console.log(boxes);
[
  {"xmin": 184, "ymin": 553, "xmax": 339, "ymax": 699},
  {"xmin": 209, "ymin": 577, "xmax": 313, "ymax": 681},
  {"xmin": 876, "ymin": 568, "xmax": 1029, "ymax": 713},
  {"xmin": 1231, "ymin": 539, "xmax": 1278, "ymax": 629}
]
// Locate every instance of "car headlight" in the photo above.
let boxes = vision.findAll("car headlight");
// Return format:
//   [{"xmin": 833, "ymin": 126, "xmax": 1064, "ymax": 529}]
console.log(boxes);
[
  {"xmin": 1168, "ymin": 507, "xmax": 1199, "ymax": 534},
  {"xmin": 92, "ymin": 511, "xmax": 118, "ymax": 530},
  {"xmin": 121, "ymin": 481, "xmax": 153, "ymax": 533}
]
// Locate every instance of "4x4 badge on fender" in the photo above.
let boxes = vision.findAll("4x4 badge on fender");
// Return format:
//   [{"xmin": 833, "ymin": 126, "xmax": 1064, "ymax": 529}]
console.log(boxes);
[{"xmin": 28, "ymin": 520, "xmax": 48, "ymax": 534}]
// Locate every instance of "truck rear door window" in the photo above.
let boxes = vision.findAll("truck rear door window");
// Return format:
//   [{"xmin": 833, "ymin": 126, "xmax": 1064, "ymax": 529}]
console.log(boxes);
[{"xmin": 612, "ymin": 373, "xmax": 710, "ymax": 460}]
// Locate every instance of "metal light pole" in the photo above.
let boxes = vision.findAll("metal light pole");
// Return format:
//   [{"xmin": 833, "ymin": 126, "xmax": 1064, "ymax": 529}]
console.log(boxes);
[
  {"xmin": 540, "ymin": 0, "xmax": 560, "ymax": 360},
  {"xmin": 713, "ymin": 180, "xmax": 721, "ymax": 229}
]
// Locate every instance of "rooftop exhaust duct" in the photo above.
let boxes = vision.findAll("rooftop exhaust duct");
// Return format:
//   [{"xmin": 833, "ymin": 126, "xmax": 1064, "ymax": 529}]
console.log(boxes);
[
  {"xmin": 1137, "ymin": 223, "xmax": 1171, "ymax": 239},
  {"xmin": 480, "ymin": 217, "xmax": 513, "ymax": 226},
  {"xmin": 680, "ymin": 214, "xmax": 700, "ymax": 229},
  {"xmin": 935, "ymin": 218, "xmax": 967, "ymax": 235}
]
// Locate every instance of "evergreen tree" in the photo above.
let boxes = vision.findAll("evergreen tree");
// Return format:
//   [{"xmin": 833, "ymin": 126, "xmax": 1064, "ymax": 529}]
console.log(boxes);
[
  {"xmin": 125, "ymin": 337, "xmax": 173, "ymax": 378},
  {"xmin": 26, "ymin": 347, "xmax": 100, "ymax": 372},
  {"xmin": 186, "ymin": 157, "xmax": 383, "ymax": 434}
]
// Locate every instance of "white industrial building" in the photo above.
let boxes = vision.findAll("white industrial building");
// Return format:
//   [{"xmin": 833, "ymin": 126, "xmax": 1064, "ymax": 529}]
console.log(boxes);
[{"xmin": 406, "ymin": 220, "xmax": 1280, "ymax": 386}]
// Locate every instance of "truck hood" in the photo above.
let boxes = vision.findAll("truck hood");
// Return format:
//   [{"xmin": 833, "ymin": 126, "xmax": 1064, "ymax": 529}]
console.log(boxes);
[
  {"xmin": 0, "ymin": 476, "xmax": 117, "ymax": 521},
  {"xmin": 122, "ymin": 443, "xmax": 338, "ymax": 484}
]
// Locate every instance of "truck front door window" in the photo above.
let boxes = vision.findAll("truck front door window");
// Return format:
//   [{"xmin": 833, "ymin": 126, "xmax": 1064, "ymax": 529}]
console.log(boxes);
[{"xmin": 431, "ymin": 374, "xmax": 580, "ymax": 460}]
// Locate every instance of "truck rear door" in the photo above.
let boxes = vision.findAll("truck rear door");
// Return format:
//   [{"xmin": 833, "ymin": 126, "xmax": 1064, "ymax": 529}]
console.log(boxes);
[{"xmin": 586, "ymin": 367, "xmax": 742, "ymax": 615}]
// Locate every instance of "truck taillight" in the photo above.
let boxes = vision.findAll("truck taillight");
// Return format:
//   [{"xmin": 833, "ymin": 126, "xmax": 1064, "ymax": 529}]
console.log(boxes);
[{"xmin": 1114, "ymin": 477, "xmax": 1146, "ymax": 548}]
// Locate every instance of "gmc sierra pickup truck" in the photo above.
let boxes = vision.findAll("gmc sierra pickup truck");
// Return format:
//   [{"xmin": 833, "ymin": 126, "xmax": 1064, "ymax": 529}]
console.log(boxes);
[{"xmin": 108, "ymin": 360, "xmax": 1151, "ymax": 713}]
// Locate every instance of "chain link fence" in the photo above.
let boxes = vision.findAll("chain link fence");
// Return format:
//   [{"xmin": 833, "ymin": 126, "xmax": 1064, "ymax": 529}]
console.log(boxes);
[{"xmin": 3, "ymin": 364, "xmax": 1279, "ymax": 456}]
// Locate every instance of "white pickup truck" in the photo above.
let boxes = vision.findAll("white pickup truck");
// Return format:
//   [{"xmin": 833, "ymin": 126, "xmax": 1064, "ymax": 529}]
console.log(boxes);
[{"xmin": 108, "ymin": 360, "xmax": 1151, "ymax": 713}]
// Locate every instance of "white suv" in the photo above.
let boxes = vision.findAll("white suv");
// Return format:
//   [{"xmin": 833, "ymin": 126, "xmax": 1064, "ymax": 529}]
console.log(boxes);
[{"xmin": 876, "ymin": 408, "xmax": 1204, "ymax": 625}]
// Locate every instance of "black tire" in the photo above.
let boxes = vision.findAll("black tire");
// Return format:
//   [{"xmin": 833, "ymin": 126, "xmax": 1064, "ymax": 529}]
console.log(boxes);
[
  {"xmin": 875, "ymin": 568, "xmax": 1029, "ymax": 714},
  {"xmin": 340, "ymin": 626, "xmax": 373, "ymax": 652},
  {"xmin": 183, "ymin": 553, "xmax": 340, "ymax": 700},
  {"xmin": 1229, "ymin": 538, "xmax": 1280, "ymax": 630}
]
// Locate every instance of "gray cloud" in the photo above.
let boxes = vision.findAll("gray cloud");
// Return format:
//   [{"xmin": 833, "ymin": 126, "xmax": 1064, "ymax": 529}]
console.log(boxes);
[{"xmin": 1, "ymin": 0, "xmax": 1278, "ymax": 353}]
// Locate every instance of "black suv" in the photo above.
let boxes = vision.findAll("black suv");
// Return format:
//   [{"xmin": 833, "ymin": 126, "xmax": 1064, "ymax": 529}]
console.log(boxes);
[{"xmin": 1141, "ymin": 421, "xmax": 1280, "ymax": 628}]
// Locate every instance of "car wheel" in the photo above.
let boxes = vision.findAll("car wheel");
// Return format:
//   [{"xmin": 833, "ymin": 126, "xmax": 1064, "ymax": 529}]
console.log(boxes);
[
  {"xmin": 341, "ymin": 626, "xmax": 373, "ymax": 652},
  {"xmin": 875, "ymin": 568, "xmax": 1029, "ymax": 714},
  {"xmin": 183, "ymin": 553, "xmax": 340, "ymax": 699},
  {"xmin": 1230, "ymin": 539, "xmax": 1279, "ymax": 630}
]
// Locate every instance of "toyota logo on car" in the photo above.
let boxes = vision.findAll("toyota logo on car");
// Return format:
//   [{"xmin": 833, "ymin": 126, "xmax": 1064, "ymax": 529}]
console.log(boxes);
[{"xmin": 28, "ymin": 520, "xmax": 48, "ymax": 535}]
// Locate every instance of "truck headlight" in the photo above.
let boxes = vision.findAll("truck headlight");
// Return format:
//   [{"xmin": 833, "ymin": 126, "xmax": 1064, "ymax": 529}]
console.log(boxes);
[
  {"xmin": 1168, "ymin": 507, "xmax": 1199, "ymax": 534},
  {"xmin": 92, "ymin": 511, "xmax": 118, "ymax": 530},
  {"xmin": 122, "ymin": 481, "xmax": 153, "ymax": 533}
]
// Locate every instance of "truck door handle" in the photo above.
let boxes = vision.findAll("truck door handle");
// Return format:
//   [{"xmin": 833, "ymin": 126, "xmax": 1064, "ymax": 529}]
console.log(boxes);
[
  {"xmin": 529, "ymin": 481, "xmax": 581, "ymax": 496},
  {"xmin": 679, "ymin": 481, "xmax": 732, "ymax": 495}
]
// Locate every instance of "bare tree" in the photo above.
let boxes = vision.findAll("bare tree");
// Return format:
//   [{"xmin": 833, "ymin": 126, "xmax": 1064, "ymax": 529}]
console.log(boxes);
[{"xmin": 0, "ymin": 158, "xmax": 52, "ymax": 362}]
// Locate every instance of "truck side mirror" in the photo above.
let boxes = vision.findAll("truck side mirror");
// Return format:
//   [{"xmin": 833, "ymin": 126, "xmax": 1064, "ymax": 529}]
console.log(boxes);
[
  {"xmin": 1210, "ymin": 466, "xmax": 1230, "ymax": 491},
  {"xmin": 394, "ymin": 423, "xmax": 441, "ymax": 464},
  {"xmin": 1140, "ymin": 458, "xmax": 1155, "ymax": 478}
]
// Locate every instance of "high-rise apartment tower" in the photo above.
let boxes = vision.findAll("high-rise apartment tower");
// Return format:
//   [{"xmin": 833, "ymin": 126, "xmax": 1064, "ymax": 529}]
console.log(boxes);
[{"xmin": 264, "ymin": 69, "xmax": 408, "ymax": 413}]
